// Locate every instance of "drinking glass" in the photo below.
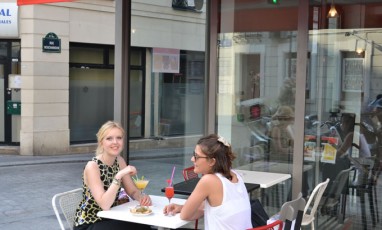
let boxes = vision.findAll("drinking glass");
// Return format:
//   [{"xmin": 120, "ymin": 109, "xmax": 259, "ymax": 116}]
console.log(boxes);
[
  {"xmin": 134, "ymin": 179, "xmax": 149, "ymax": 206},
  {"xmin": 165, "ymin": 186, "xmax": 175, "ymax": 216},
  {"xmin": 165, "ymin": 186, "xmax": 174, "ymax": 204}
]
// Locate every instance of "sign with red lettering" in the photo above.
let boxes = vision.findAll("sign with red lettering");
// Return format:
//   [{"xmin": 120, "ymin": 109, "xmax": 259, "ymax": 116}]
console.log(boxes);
[{"xmin": 17, "ymin": 0, "xmax": 73, "ymax": 6}]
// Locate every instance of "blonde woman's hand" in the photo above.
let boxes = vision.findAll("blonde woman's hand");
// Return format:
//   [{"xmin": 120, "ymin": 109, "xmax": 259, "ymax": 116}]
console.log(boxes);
[
  {"xmin": 139, "ymin": 194, "xmax": 152, "ymax": 206},
  {"xmin": 120, "ymin": 165, "xmax": 137, "ymax": 177}
]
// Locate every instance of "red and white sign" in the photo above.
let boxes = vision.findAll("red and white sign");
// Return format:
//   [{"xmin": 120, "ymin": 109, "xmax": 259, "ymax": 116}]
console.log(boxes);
[{"xmin": 17, "ymin": 0, "xmax": 73, "ymax": 6}]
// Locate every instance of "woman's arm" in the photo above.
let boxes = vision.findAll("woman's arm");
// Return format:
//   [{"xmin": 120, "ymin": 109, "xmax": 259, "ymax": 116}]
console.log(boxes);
[
  {"xmin": 117, "ymin": 156, "xmax": 151, "ymax": 206},
  {"xmin": 84, "ymin": 161, "xmax": 122, "ymax": 210},
  {"xmin": 180, "ymin": 174, "xmax": 221, "ymax": 221}
]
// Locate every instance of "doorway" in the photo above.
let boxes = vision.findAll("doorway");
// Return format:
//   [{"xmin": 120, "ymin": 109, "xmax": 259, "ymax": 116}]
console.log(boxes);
[{"xmin": 0, "ymin": 40, "xmax": 21, "ymax": 145}]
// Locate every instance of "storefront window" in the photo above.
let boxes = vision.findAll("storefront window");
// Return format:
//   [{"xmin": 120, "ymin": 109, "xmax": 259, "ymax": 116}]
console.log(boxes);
[
  {"xmin": 69, "ymin": 43, "xmax": 114, "ymax": 142},
  {"xmin": 126, "ymin": 0, "xmax": 207, "ymax": 199},
  {"xmin": 216, "ymin": 0, "xmax": 299, "ymax": 206},
  {"xmin": 158, "ymin": 51, "xmax": 205, "ymax": 136},
  {"xmin": 306, "ymin": 2, "xmax": 382, "ymax": 228},
  {"xmin": 214, "ymin": 1, "xmax": 382, "ymax": 229}
]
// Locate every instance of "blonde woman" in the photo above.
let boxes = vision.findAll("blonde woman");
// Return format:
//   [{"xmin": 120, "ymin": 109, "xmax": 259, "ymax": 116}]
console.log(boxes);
[{"xmin": 74, "ymin": 121, "xmax": 151, "ymax": 230}]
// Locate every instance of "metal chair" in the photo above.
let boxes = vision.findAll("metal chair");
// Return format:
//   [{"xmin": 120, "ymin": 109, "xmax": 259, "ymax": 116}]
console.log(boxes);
[
  {"xmin": 52, "ymin": 188, "xmax": 82, "ymax": 230},
  {"xmin": 182, "ymin": 166, "xmax": 199, "ymax": 229},
  {"xmin": 301, "ymin": 178, "xmax": 330, "ymax": 230}
]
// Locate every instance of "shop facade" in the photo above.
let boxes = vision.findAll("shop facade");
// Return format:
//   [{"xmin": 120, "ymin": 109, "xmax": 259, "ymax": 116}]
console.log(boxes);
[
  {"xmin": 1, "ymin": 0, "xmax": 381, "ymax": 228},
  {"xmin": 1, "ymin": 0, "xmax": 206, "ymax": 155},
  {"xmin": 119, "ymin": 0, "xmax": 382, "ymax": 228}
]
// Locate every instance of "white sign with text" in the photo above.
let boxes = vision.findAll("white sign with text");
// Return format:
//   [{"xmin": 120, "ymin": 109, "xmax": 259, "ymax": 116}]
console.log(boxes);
[{"xmin": 0, "ymin": 3, "xmax": 19, "ymax": 38}]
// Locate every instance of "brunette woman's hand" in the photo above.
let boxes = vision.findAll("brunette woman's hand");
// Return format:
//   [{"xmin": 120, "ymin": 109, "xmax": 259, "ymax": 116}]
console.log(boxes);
[{"xmin": 163, "ymin": 203, "xmax": 182, "ymax": 216}]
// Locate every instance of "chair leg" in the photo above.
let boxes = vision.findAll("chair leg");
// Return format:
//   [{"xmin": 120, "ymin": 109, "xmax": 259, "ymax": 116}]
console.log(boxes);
[
  {"xmin": 368, "ymin": 188, "xmax": 376, "ymax": 226},
  {"xmin": 374, "ymin": 185, "xmax": 379, "ymax": 223},
  {"xmin": 360, "ymin": 189, "xmax": 367, "ymax": 230}
]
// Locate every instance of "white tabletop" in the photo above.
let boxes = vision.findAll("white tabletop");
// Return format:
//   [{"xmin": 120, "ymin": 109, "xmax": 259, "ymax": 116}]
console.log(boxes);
[
  {"xmin": 235, "ymin": 169, "xmax": 291, "ymax": 188},
  {"xmin": 97, "ymin": 195, "xmax": 190, "ymax": 230},
  {"xmin": 236, "ymin": 161, "xmax": 313, "ymax": 174}
]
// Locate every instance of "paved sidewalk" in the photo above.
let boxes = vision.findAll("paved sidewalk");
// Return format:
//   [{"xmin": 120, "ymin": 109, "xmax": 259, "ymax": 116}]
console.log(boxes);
[{"xmin": 0, "ymin": 148, "xmax": 195, "ymax": 230}]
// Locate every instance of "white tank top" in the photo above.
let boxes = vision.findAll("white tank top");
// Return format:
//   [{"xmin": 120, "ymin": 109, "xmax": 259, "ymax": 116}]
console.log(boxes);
[{"xmin": 204, "ymin": 170, "xmax": 253, "ymax": 230}]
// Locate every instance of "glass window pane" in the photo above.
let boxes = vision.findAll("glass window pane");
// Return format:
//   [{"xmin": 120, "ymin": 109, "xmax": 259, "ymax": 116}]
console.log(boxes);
[
  {"xmin": 130, "ymin": 69, "xmax": 143, "ymax": 138},
  {"xmin": 109, "ymin": 48, "xmax": 114, "ymax": 65},
  {"xmin": 217, "ymin": 0, "xmax": 299, "ymax": 207},
  {"xmin": 307, "ymin": 2, "xmax": 382, "ymax": 228},
  {"xmin": 70, "ymin": 46, "xmax": 104, "ymax": 64},
  {"xmin": 128, "ymin": 1, "xmax": 207, "ymax": 198},
  {"xmin": 130, "ymin": 49, "xmax": 142, "ymax": 66},
  {"xmin": 69, "ymin": 68, "xmax": 114, "ymax": 141}
]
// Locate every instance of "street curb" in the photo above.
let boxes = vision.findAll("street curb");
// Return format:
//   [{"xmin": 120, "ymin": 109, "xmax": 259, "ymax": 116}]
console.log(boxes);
[{"xmin": 0, "ymin": 152, "xmax": 184, "ymax": 167}]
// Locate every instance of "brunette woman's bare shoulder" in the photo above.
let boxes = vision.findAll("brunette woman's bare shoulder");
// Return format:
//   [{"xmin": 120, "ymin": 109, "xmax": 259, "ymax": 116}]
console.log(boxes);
[{"xmin": 199, "ymin": 174, "xmax": 220, "ymax": 184}]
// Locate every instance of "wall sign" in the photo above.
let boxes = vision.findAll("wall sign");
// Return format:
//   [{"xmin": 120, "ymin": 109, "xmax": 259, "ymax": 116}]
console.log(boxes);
[
  {"xmin": 0, "ymin": 3, "xmax": 19, "ymax": 38},
  {"xmin": 42, "ymin": 32, "xmax": 61, "ymax": 53},
  {"xmin": 342, "ymin": 58, "xmax": 363, "ymax": 92}
]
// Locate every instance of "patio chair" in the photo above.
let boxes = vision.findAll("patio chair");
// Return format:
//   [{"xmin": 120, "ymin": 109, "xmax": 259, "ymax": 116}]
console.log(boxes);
[
  {"xmin": 301, "ymin": 178, "xmax": 330, "ymax": 230},
  {"xmin": 348, "ymin": 156, "xmax": 381, "ymax": 229},
  {"xmin": 182, "ymin": 166, "xmax": 199, "ymax": 229},
  {"xmin": 182, "ymin": 165, "xmax": 198, "ymax": 181},
  {"xmin": 52, "ymin": 188, "xmax": 82, "ymax": 230},
  {"xmin": 278, "ymin": 192, "xmax": 306, "ymax": 230},
  {"xmin": 249, "ymin": 192, "xmax": 305, "ymax": 230},
  {"xmin": 320, "ymin": 166, "xmax": 353, "ymax": 223}
]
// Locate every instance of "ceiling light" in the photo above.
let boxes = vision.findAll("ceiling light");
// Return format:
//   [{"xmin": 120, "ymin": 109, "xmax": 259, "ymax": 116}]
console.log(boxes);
[{"xmin": 327, "ymin": 1, "xmax": 339, "ymax": 18}]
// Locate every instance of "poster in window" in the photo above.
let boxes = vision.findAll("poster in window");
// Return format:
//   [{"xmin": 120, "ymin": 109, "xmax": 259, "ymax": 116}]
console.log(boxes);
[
  {"xmin": 342, "ymin": 58, "xmax": 363, "ymax": 92},
  {"xmin": 152, "ymin": 48, "xmax": 180, "ymax": 73}
]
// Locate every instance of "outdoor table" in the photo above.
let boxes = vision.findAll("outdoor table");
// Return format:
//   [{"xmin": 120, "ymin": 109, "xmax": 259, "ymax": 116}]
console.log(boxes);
[
  {"xmin": 235, "ymin": 161, "xmax": 313, "ymax": 174},
  {"xmin": 97, "ymin": 195, "xmax": 190, "ymax": 230},
  {"xmin": 235, "ymin": 169, "xmax": 292, "ymax": 207},
  {"xmin": 234, "ymin": 170, "xmax": 291, "ymax": 188},
  {"xmin": 161, "ymin": 177, "xmax": 260, "ymax": 196}
]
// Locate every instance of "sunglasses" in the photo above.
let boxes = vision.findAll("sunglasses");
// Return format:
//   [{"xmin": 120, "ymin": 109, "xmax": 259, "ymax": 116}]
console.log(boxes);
[{"xmin": 192, "ymin": 151, "xmax": 209, "ymax": 160}]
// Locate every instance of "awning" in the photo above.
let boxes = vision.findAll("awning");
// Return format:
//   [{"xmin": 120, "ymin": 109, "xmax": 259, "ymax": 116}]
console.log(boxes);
[{"xmin": 17, "ymin": 0, "xmax": 73, "ymax": 6}]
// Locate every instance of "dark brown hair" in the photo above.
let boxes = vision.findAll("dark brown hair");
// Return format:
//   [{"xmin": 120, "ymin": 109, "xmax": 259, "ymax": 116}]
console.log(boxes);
[{"xmin": 197, "ymin": 134, "xmax": 236, "ymax": 180}]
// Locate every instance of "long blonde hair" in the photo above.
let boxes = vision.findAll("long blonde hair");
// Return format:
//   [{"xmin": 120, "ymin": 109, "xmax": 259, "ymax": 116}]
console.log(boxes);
[{"xmin": 95, "ymin": 121, "xmax": 125, "ymax": 156}]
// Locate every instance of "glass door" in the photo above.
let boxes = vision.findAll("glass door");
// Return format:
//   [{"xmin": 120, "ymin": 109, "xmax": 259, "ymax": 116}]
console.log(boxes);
[
  {"xmin": 216, "ymin": 0, "xmax": 300, "ymax": 206},
  {"xmin": 1, "ymin": 40, "xmax": 21, "ymax": 144},
  {"xmin": 0, "ymin": 62, "xmax": 5, "ymax": 142}
]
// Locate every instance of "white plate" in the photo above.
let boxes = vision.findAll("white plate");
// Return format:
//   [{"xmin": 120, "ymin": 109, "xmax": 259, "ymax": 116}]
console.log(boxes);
[
  {"xmin": 130, "ymin": 211, "xmax": 153, "ymax": 216},
  {"xmin": 130, "ymin": 207, "xmax": 153, "ymax": 216}
]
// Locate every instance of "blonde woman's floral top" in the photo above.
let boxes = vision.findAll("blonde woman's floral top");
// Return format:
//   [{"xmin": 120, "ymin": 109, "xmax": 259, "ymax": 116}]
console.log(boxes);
[{"xmin": 74, "ymin": 157, "xmax": 120, "ymax": 227}]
